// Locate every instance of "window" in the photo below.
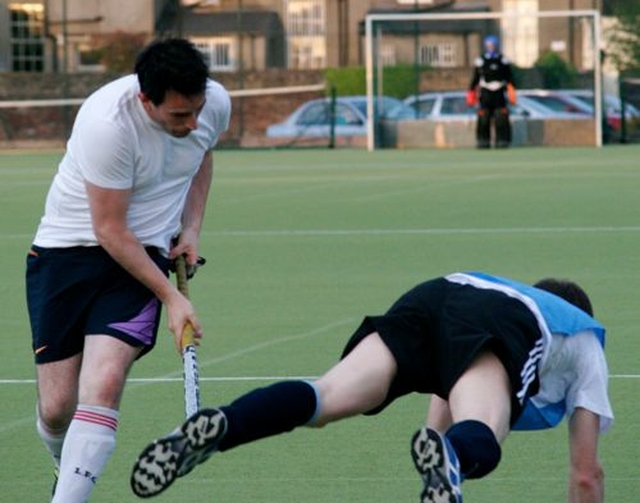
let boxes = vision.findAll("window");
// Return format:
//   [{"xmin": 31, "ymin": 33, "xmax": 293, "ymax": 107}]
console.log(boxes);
[
  {"xmin": 415, "ymin": 97, "xmax": 436, "ymax": 117},
  {"xmin": 296, "ymin": 102, "xmax": 362, "ymax": 127},
  {"xmin": 420, "ymin": 42, "xmax": 457, "ymax": 68},
  {"xmin": 440, "ymin": 96, "xmax": 474, "ymax": 116},
  {"xmin": 297, "ymin": 102, "xmax": 329, "ymax": 125},
  {"xmin": 335, "ymin": 104, "xmax": 363, "ymax": 125},
  {"xmin": 192, "ymin": 37, "xmax": 235, "ymax": 71},
  {"xmin": 9, "ymin": 3, "xmax": 45, "ymax": 72},
  {"xmin": 285, "ymin": 0, "xmax": 326, "ymax": 69},
  {"xmin": 77, "ymin": 44, "xmax": 105, "ymax": 73}
]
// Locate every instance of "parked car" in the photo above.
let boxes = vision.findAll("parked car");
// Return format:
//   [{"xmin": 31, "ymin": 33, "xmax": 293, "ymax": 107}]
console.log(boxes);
[
  {"xmin": 402, "ymin": 90, "xmax": 585, "ymax": 121},
  {"xmin": 517, "ymin": 89, "xmax": 593, "ymax": 116},
  {"xmin": 266, "ymin": 95, "xmax": 415, "ymax": 138},
  {"xmin": 558, "ymin": 89, "xmax": 640, "ymax": 133}
]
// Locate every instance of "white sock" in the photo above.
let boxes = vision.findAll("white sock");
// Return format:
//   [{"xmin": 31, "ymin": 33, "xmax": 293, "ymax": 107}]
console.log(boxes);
[
  {"xmin": 36, "ymin": 412, "xmax": 66, "ymax": 469},
  {"xmin": 52, "ymin": 404, "xmax": 119, "ymax": 503}
]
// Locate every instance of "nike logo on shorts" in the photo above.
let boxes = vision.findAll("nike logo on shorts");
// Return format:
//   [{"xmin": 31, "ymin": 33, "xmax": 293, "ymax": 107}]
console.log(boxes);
[{"xmin": 35, "ymin": 345, "xmax": 48, "ymax": 355}]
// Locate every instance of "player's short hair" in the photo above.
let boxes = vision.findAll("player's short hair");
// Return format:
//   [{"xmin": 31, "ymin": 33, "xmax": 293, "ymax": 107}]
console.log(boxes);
[
  {"xmin": 534, "ymin": 278, "xmax": 594, "ymax": 316},
  {"xmin": 134, "ymin": 38, "xmax": 209, "ymax": 105}
]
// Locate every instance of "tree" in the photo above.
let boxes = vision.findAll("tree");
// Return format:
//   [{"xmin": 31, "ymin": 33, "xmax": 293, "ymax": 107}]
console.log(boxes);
[
  {"xmin": 534, "ymin": 51, "xmax": 578, "ymax": 89},
  {"xmin": 606, "ymin": 3, "xmax": 640, "ymax": 71}
]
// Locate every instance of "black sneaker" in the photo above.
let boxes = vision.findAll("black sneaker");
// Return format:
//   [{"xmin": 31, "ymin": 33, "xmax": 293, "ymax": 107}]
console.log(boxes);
[
  {"xmin": 130, "ymin": 408, "xmax": 227, "ymax": 498},
  {"xmin": 411, "ymin": 427, "xmax": 463, "ymax": 503}
]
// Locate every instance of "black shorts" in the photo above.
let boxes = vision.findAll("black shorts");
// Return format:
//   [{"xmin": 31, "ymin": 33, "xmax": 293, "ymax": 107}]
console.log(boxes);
[
  {"xmin": 341, "ymin": 277, "xmax": 543, "ymax": 423},
  {"xmin": 26, "ymin": 245, "xmax": 170, "ymax": 364}
]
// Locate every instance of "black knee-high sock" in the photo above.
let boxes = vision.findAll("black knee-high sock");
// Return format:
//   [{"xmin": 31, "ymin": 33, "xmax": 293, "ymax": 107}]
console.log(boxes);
[
  {"xmin": 218, "ymin": 380, "xmax": 318, "ymax": 452},
  {"xmin": 445, "ymin": 420, "xmax": 502, "ymax": 479}
]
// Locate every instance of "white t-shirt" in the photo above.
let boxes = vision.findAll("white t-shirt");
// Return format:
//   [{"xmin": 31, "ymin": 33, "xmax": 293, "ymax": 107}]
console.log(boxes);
[
  {"xmin": 527, "ymin": 330, "xmax": 614, "ymax": 432},
  {"xmin": 33, "ymin": 74, "xmax": 231, "ymax": 254},
  {"xmin": 446, "ymin": 273, "xmax": 613, "ymax": 433}
]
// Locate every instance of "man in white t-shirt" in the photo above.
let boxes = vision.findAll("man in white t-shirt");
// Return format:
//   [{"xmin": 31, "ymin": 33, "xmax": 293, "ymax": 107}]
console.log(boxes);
[
  {"xmin": 129, "ymin": 272, "xmax": 612, "ymax": 503},
  {"xmin": 26, "ymin": 38, "xmax": 231, "ymax": 502}
]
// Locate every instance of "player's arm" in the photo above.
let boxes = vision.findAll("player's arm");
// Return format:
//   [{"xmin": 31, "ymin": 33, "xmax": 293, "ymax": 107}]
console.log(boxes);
[
  {"xmin": 86, "ymin": 182, "xmax": 202, "ymax": 351},
  {"xmin": 170, "ymin": 150, "xmax": 213, "ymax": 266},
  {"xmin": 567, "ymin": 407, "xmax": 604, "ymax": 503}
]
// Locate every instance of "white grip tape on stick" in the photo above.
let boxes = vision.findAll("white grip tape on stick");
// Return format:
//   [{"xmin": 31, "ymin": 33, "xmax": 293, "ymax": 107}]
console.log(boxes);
[{"xmin": 183, "ymin": 344, "xmax": 200, "ymax": 418}]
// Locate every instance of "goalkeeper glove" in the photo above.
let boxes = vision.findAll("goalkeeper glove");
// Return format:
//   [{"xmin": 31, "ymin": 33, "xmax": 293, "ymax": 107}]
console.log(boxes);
[
  {"xmin": 507, "ymin": 83, "xmax": 517, "ymax": 105},
  {"xmin": 466, "ymin": 89, "xmax": 478, "ymax": 107}
]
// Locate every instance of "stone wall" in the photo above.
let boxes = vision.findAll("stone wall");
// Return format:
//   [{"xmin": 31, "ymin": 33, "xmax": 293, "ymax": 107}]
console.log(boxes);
[
  {"xmin": 0, "ymin": 69, "xmax": 326, "ymax": 147},
  {"xmin": 383, "ymin": 117, "xmax": 597, "ymax": 148}
]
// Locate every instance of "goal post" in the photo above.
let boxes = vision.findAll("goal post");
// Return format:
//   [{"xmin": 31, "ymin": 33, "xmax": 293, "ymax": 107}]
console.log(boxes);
[{"xmin": 364, "ymin": 9, "xmax": 603, "ymax": 151}]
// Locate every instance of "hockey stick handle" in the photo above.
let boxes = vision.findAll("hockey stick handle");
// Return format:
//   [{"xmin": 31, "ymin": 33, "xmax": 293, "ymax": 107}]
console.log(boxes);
[
  {"xmin": 174, "ymin": 255, "xmax": 201, "ymax": 418},
  {"xmin": 174, "ymin": 255, "xmax": 195, "ymax": 348}
]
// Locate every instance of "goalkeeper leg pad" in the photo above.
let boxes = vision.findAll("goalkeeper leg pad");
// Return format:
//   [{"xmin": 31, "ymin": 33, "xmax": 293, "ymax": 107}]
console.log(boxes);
[
  {"xmin": 476, "ymin": 109, "xmax": 492, "ymax": 148},
  {"xmin": 495, "ymin": 108, "xmax": 512, "ymax": 148}
]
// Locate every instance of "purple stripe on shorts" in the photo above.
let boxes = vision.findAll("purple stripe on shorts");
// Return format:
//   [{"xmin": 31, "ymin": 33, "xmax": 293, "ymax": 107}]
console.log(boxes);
[{"xmin": 108, "ymin": 299, "xmax": 159, "ymax": 345}]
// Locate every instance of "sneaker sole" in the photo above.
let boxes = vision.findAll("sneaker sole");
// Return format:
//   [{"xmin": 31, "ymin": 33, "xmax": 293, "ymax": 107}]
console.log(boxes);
[
  {"xmin": 130, "ymin": 408, "xmax": 227, "ymax": 498},
  {"xmin": 411, "ymin": 427, "xmax": 461, "ymax": 503}
]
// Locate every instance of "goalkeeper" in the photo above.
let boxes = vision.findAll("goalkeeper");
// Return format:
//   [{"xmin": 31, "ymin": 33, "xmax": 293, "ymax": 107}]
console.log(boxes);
[
  {"xmin": 467, "ymin": 35, "xmax": 517, "ymax": 148},
  {"xmin": 132, "ymin": 271, "xmax": 612, "ymax": 503}
]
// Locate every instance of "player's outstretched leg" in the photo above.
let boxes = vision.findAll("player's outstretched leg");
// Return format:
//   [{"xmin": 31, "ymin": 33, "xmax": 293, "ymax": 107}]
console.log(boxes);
[
  {"xmin": 411, "ymin": 427, "xmax": 463, "ymax": 503},
  {"xmin": 130, "ymin": 408, "xmax": 227, "ymax": 498}
]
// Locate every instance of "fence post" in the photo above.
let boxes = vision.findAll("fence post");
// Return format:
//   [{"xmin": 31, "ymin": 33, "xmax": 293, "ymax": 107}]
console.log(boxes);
[{"xmin": 329, "ymin": 84, "xmax": 337, "ymax": 149}]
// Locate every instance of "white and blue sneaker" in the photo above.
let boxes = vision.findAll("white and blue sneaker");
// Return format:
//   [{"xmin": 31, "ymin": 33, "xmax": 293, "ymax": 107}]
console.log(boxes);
[
  {"xmin": 130, "ymin": 408, "xmax": 227, "ymax": 498},
  {"xmin": 411, "ymin": 427, "xmax": 463, "ymax": 503}
]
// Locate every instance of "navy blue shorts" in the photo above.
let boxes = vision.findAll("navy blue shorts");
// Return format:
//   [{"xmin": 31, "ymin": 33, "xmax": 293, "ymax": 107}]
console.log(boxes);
[
  {"xmin": 26, "ymin": 245, "xmax": 171, "ymax": 364},
  {"xmin": 341, "ymin": 277, "xmax": 543, "ymax": 424}
]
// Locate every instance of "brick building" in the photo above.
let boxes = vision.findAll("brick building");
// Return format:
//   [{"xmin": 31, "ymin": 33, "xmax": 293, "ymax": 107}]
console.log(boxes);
[{"xmin": 0, "ymin": 0, "xmax": 609, "ymax": 74}]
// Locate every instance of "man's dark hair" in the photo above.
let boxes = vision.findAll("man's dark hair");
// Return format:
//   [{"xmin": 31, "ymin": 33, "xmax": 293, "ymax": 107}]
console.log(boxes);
[
  {"xmin": 134, "ymin": 38, "xmax": 209, "ymax": 105},
  {"xmin": 534, "ymin": 278, "xmax": 594, "ymax": 316}
]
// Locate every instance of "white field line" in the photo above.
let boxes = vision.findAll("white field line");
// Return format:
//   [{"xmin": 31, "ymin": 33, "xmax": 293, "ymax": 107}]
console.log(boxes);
[
  {"xmin": 1, "ymin": 374, "xmax": 638, "ymax": 385},
  {"xmin": 0, "ymin": 317, "xmax": 357, "ymax": 387},
  {"xmin": 0, "ymin": 319, "xmax": 353, "ymax": 434},
  {"xmin": 199, "ymin": 226, "xmax": 640, "ymax": 238},
  {"xmin": 135, "ymin": 317, "xmax": 357, "ymax": 383}
]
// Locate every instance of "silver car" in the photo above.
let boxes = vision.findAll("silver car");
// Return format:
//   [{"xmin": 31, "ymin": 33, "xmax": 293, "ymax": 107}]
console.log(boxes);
[
  {"xmin": 266, "ymin": 95, "xmax": 414, "ymax": 138},
  {"xmin": 403, "ymin": 90, "xmax": 585, "ymax": 120}
]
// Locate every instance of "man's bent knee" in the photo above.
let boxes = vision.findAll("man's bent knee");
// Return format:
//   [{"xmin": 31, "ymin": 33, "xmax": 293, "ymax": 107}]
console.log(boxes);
[
  {"xmin": 36, "ymin": 356, "xmax": 81, "ymax": 430},
  {"xmin": 446, "ymin": 420, "xmax": 502, "ymax": 479},
  {"xmin": 38, "ymin": 397, "xmax": 76, "ymax": 432}
]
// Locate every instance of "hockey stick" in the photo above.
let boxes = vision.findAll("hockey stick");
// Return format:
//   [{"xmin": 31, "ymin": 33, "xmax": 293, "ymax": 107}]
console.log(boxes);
[{"xmin": 174, "ymin": 255, "xmax": 201, "ymax": 418}]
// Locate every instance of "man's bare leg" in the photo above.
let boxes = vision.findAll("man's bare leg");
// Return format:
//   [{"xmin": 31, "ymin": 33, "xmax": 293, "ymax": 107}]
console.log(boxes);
[{"xmin": 51, "ymin": 335, "xmax": 141, "ymax": 503}]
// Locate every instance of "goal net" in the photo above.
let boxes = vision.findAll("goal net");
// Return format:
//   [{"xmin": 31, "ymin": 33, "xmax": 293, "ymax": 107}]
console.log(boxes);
[{"xmin": 364, "ymin": 9, "xmax": 603, "ymax": 151}]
